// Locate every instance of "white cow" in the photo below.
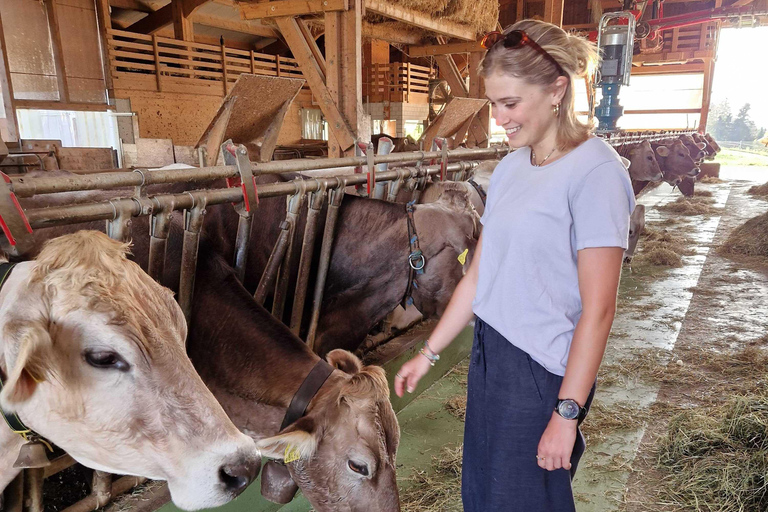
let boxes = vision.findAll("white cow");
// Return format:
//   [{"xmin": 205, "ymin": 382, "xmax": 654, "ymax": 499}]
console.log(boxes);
[{"xmin": 0, "ymin": 231, "xmax": 260, "ymax": 511}]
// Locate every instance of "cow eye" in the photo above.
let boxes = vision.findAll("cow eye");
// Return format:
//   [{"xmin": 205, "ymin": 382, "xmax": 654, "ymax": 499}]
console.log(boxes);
[
  {"xmin": 647, "ymin": 156, "xmax": 653, "ymax": 161},
  {"xmin": 84, "ymin": 350, "xmax": 130, "ymax": 371},
  {"xmin": 348, "ymin": 460, "xmax": 369, "ymax": 477}
]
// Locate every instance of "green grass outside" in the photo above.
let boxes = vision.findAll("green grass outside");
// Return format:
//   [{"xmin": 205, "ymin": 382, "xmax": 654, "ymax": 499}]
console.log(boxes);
[{"xmin": 715, "ymin": 148, "xmax": 768, "ymax": 167}]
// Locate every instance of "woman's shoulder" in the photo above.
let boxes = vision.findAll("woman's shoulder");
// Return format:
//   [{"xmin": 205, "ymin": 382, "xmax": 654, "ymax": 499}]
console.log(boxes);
[{"xmin": 568, "ymin": 137, "xmax": 626, "ymax": 175}]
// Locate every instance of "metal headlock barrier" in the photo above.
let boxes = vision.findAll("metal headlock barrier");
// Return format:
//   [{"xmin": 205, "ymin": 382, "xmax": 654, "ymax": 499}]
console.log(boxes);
[{"xmin": 2, "ymin": 140, "xmax": 509, "ymax": 512}]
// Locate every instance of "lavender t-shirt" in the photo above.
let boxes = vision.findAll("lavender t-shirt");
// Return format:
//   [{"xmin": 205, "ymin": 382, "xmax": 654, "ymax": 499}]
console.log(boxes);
[{"xmin": 472, "ymin": 137, "xmax": 635, "ymax": 376}]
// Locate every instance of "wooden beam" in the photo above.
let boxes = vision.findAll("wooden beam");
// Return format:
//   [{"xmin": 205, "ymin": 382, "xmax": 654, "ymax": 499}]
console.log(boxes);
[
  {"xmin": 516, "ymin": 0, "xmax": 524, "ymax": 22},
  {"xmin": 408, "ymin": 40, "xmax": 484, "ymax": 57},
  {"xmin": 45, "ymin": 0, "xmax": 69, "ymax": 103},
  {"xmin": 631, "ymin": 63, "xmax": 705, "ymax": 75},
  {"xmin": 127, "ymin": 3, "xmax": 173, "ymax": 33},
  {"xmin": 326, "ymin": 11, "xmax": 341, "ymax": 157},
  {"xmin": 364, "ymin": 0, "xmax": 475, "ymax": 40},
  {"xmin": 13, "ymin": 100, "xmax": 113, "ymax": 112},
  {"xmin": 109, "ymin": 0, "xmax": 153, "ymax": 12},
  {"xmin": 96, "ymin": 0, "xmax": 114, "ymax": 92},
  {"xmin": 699, "ymin": 58, "xmax": 715, "ymax": 131},
  {"xmin": 435, "ymin": 55, "xmax": 469, "ymax": 97},
  {"xmin": 361, "ymin": 21, "xmax": 422, "ymax": 45},
  {"xmin": 468, "ymin": 51, "xmax": 489, "ymax": 148},
  {"xmin": 276, "ymin": 17, "xmax": 356, "ymax": 150},
  {"xmin": 189, "ymin": 13, "xmax": 280, "ymax": 37},
  {"xmin": 0, "ymin": 11, "xmax": 18, "ymax": 141},
  {"xmin": 172, "ymin": 0, "xmax": 194, "ymax": 41},
  {"xmin": 240, "ymin": 0, "xmax": 348, "ymax": 19},
  {"xmin": 543, "ymin": 0, "xmax": 564, "ymax": 27},
  {"xmin": 298, "ymin": 18, "xmax": 325, "ymax": 78}
]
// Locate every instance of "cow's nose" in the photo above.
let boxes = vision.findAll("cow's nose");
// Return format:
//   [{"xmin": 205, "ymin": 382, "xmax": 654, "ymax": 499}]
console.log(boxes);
[{"xmin": 219, "ymin": 459, "xmax": 259, "ymax": 495}]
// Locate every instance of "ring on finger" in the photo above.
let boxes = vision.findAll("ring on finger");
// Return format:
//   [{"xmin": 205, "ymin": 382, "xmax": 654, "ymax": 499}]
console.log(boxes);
[{"xmin": 396, "ymin": 373, "xmax": 404, "ymax": 379}]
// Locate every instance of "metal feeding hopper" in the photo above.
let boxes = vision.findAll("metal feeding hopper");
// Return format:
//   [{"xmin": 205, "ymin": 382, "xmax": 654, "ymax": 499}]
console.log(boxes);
[
  {"xmin": 196, "ymin": 74, "xmax": 306, "ymax": 165},
  {"xmin": 419, "ymin": 96, "xmax": 489, "ymax": 150}
]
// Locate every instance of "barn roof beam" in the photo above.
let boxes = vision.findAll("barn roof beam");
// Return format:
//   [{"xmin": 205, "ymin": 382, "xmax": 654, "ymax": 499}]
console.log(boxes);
[
  {"xmin": 190, "ymin": 13, "xmax": 280, "ymax": 37},
  {"xmin": 364, "ymin": 0, "xmax": 475, "ymax": 41},
  {"xmin": 126, "ymin": 0, "xmax": 210, "ymax": 34},
  {"xmin": 240, "ymin": 0, "xmax": 348, "ymax": 19},
  {"xmin": 109, "ymin": 0, "xmax": 153, "ymax": 12},
  {"xmin": 408, "ymin": 40, "xmax": 483, "ymax": 57}
]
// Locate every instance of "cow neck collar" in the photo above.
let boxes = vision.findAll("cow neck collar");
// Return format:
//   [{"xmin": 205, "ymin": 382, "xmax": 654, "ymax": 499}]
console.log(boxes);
[
  {"xmin": 466, "ymin": 179, "xmax": 487, "ymax": 206},
  {"xmin": 402, "ymin": 201, "xmax": 426, "ymax": 309},
  {"xmin": 279, "ymin": 359, "xmax": 335, "ymax": 431},
  {"xmin": 0, "ymin": 262, "xmax": 52, "ymax": 452}
]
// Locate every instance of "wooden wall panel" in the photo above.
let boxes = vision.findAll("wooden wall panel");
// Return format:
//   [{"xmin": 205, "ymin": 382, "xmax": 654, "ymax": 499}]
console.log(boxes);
[
  {"xmin": 0, "ymin": 0, "xmax": 60, "ymax": 100},
  {"xmin": 562, "ymin": 0, "xmax": 590, "ymax": 26},
  {"xmin": 56, "ymin": 0, "xmax": 106, "ymax": 103},
  {"xmin": 115, "ymin": 89, "xmax": 303, "ymax": 146}
]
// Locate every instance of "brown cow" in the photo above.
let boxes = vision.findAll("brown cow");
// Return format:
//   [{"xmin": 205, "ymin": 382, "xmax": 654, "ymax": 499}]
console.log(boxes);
[
  {"xmin": 623, "ymin": 204, "xmax": 646, "ymax": 262},
  {"xmin": 0, "ymin": 232, "xmax": 260, "ymax": 511},
  {"xmin": 619, "ymin": 140, "xmax": 664, "ymax": 183},
  {"xmin": 692, "ymin": 132, "xmax": 717, "ymax": 160},
  {"xmin": 704, "ymin": 133, "xmax": 722, "ymax": 153},
  {"xmin": 651, "ymin": 139, "xmax": 699, "ymax": 186}
]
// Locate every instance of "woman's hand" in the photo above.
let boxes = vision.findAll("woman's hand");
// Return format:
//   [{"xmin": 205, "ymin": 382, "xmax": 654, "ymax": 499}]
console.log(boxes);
[
  {"xmin": 394, "ymin": 354, "xmax": 433, "ymax": 397},
  {"xmin": 536, "ymin": 412, "xmax": 578, "ymax": 471}
]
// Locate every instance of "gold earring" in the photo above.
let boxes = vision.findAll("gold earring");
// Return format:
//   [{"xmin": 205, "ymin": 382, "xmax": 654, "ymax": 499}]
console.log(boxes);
[{"xmin": 553, "ymin": 103, "xmax": 561, "ymax": 117}]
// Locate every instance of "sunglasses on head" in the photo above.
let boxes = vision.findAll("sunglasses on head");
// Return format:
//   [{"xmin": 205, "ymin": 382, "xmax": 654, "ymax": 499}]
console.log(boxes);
[{"xmin": 480, "ymin": 30, "xmax": 567, "ymax": 77}]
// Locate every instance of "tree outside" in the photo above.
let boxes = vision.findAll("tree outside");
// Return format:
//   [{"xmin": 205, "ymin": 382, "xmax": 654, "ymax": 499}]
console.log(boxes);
[{"xmin": 709, "ymin": 99, "xmax": 766, "ymax": 143}]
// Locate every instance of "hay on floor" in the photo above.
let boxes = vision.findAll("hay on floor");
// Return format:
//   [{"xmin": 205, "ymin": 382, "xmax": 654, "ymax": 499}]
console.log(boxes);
[
  {"xmin": 658, "ymin": 196, "xmax": 720, "ymax": 216},
  {"xmin": 401, "ymin": 445, "xmax": 464, "ymax": 512},
  {"xmin": 700, "ymin": 176, "xmax": 724, "ymax": 184},
  {"xmin": 657, "ymin": 395, "xmax": 768, "ymax": 511},
  {"xmin": 719, "ymin": 211, "xmax": 768, "ymax": 259},
  {"xmin": 748, "ymin": 181, "xmax": 768, "ymax": 197},
  {"xmin": 630, "ymin": 225, "xmax": 695, "ymax": 268}
]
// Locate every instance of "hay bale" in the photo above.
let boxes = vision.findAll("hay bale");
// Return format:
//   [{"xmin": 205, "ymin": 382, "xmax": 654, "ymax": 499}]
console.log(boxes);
[
  {"xmin": 633, "ymin": 247, "xmax": 683, "ymax": 267},
  {"xmin": 658, "ymin": 196, "xmax": 720, "ymax": 216},
  {"xmin": 748, "ymin": 182, "xmax": 768, "ymax": 197},
  {"xmin": 719, "ymin": 211, "xmax": 768, "ymax": 259},
  {"xmin": 388, "ymin": 0, "xmax": 498, "ymax": 34},
  {"xmin": 657, "ymin": 395, "xmax": 768, "ymax": 511}
]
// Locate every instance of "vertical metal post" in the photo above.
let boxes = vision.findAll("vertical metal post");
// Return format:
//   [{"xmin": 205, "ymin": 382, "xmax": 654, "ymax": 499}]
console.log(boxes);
[
  {"xmin": 386, "ymin": 168, "xmax": 411, "ymax": 202},
  {"xmin": 92, "ymin": 471, "xmax": 113, "ymax": 509},
  {"xmin": 272, "ymin": 189, "xmax": 305, "ymax": 320},
  {"xmin": 255, "ymin": 220, "xmax": 293, "ymax": 305},
  {"xmin": 106, "ymin": 202, "xmax": 133, "ymax": 242},
  {"xmin": 148, "ymin": 199, "xmax": 176, "ymax": 283},
  {"xmin": 179, "ymin": 196, "xmax": 207, "ymax": 323},
  {"xmin": 22, "ymin": 468, "xmax": 43, "ymax": 512},
  {"xmin": 6, "ymin": 472, "xmax": 24, "ymax": 512},
  {"xmin": 221, "ymin": 140, "xmax": 259, "ymax": 282},
  {"xmin": 290, "ymin": 183, "xmax": 326, "ymax": 335},
  {"xmin": 373, "ymin": 136, "xmax": 393, "ymax": 200},
  {"xmin": 306, "ymin": 181, "xmax": 345, "ymax": 350}
]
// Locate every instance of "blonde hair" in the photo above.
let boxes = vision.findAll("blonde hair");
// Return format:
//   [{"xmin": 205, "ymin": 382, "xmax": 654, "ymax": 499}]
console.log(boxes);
[{"xmin": 479, "ymin": 19, "xmax": 599, "ymax": 150}]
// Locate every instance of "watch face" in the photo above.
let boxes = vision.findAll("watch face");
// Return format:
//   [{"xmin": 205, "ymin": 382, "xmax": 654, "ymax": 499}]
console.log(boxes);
[{"xmin": 558, "ymin": 400, "xmax": 580, "ymax": 420}]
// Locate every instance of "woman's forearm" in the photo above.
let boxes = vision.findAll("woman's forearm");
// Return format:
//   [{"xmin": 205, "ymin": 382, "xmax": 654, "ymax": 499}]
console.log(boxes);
[{"xmin": 558, "ymin": 305, "xmax": 615, "ymax": 405}]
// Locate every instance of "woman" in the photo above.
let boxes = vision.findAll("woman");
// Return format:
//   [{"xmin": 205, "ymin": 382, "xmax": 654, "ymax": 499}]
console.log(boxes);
[{"xmin": 394, "ymin": 19, "xmax": 636, "ymax": 511}]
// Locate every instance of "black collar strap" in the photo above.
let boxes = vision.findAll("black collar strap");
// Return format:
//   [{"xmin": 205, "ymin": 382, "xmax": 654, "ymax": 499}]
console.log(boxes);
[
  {"xmin": 402, "ymin": 202, "xmax": 426, "ymax": 309},
  {"xmin": 0, "ymin": 262, "xmax": 33, "ymax": 436},
  {"xmin": 279, "ymin": 359, "xmax": 335, "ymax": 431},
  {"xmin": 467, "ymin": 179, "xmax": 487, "ymax": 205}
]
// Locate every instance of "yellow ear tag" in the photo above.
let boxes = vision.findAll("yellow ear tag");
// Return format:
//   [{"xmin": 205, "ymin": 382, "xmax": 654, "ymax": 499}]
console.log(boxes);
[
  {"xmin": 284, "ymin": 445, "xmax": 301, "ymax": 463},
  {"xmin": 458, "ymin": 248, "xmax": 469, "ymax": 265}
]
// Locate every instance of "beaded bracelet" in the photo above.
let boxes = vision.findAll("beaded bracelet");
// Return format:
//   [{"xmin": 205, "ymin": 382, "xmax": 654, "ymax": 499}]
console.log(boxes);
[{"xmin": 419, "ymin": 341, "xmax": 440, "ymax": 366}]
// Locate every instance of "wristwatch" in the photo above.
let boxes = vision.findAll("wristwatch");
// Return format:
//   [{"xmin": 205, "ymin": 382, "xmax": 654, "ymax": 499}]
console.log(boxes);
[{"xmin": 555, "ymin": 399, "xmax": 587, "ymax": 422}]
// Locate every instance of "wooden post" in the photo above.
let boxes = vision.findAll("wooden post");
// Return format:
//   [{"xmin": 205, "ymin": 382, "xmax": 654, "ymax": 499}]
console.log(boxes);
[
  {"xmin": 221, "ymin": 42, "xmax": 228, "ymax": 95},
  {"xmin": 325, "ymin": 11, "xmax": 342, "ymax": 157},
  {"xmin": 405, "ymin": 62, "xmax": 410, "ymax": 103},
  {"xmin": 699, "ymin": 57, "xmax": 715, "ymax": 131},
  {"xmin": 276, "ymin": 56, "xmax": 281, "ymax": 77},
  {"xmin": 172, "ymin": 0, "xmax": 194, "ymax": 41},
  {"xmin": 250, "ymin": 49, "xmax": 255, "ymax": 74},
  {"xmin": 516, "ymin": 0, "xmax": 524, "ymax": 22},
  {"xmin": 543, "ymin": 0, "xmax": 564, "ymax": 27},
  {"xmin": 94, "ymin": 0, "xmax": 114, "ymax": 94},
  {"xmin": 45, "ymin": 0, "xmax": 69, "ymax": 103},
  {"xmin": 0, "ymin": 10, "xmax": 18, "ymax": 142},
  {"xmin": 152, "ymin": 35, "xmax": 162, "ymax": 92},
  {"xmin": 468, "ymin": 51, "xmax": 489, "ymax": 148}
]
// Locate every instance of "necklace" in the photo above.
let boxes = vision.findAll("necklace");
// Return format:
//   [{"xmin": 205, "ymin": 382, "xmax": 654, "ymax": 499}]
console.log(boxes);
[{"xmin": 530, "ymin": 146, "xmax": 557, "ymax": 167}]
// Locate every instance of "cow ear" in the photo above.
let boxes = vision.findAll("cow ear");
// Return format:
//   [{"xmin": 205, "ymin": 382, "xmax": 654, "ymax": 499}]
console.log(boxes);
[
  {"xmin": 0, "ymin": 321, "xmax": 52, "ymax": 409},
  {"xmin": 257, "ymin": 417, "xmax": 318, "ymax": 461},
  {"xmin": 326, "ymin": 349, "xmax": 362, "ymax": 375},
  {"xmin": 696, "ymin": 142, "xmax": 706, "ymax": 150},
  {"xmin": 619, "ymin": 156, "xmax": 631, "ymax": 169},
  {"xmin": 655, "ymin": 145, "xmax": 670, "ymax": 157}
]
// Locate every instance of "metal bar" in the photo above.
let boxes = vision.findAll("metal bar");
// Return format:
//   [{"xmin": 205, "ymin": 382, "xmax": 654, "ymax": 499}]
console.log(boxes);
[
  {"xmin": 178, "ymin": 196, "xmax": 208, "ymax": 323},
  {"xmin": 272, "ymin": 190, "xmax": 306, "ymax": 319},
  {"xmin": 233, "ymin": 215, "xmax": 252, "ymax": 282},
  {"xmin": 290, "ymin": 184, "xmax": 325, "ymax": 335},
  {"xmin": 373, "ymin": 136, "xmax": 394, "ymax": 200},
  {"xmin": 58, "ymin": 476, "xmax": 145, "ymax": 512},
  {"xmin": 22, "ymin": 468, "xmax": 44, "ymax": 512},
  {"xmin": 91, "ymin": 471, "xmax": 112, "ymax": 509},
  {"xmin": 148, "ymin": 200, "xmax": 176, "ymax": 282},
  {"xmin": 10, "ymin": 148, "xmax": 507, "ymax": 198},
  {"xmin": 386, "ymin": 168, "xmax": 411, "ymax": 202},
  {"xmin": 6, "ymin": 472, "xmax": 23, "ymax": 512},
  {"xmin": 254, "ymin": 222, "xmax": 292, "ymax": 306},
  {"xmin": 23, "ymin": 163, "xmax": 475, "ymax": 229},
  {"xmin": 106, "ymin": 202, "xmax": 134, "ymax": 242},
  {"xmin": 306, "ymin": 182, "xmax": 346, "ymax": 350}
]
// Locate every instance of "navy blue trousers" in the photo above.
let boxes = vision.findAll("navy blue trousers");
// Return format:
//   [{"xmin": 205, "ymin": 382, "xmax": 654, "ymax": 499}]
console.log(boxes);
[{"xmin": 461, "ymin": 317, "xmax": 595, "ymax": 512}]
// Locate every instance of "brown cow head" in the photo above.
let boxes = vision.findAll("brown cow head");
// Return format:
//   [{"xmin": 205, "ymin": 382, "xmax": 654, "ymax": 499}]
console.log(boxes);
[
  {"xmin": 679, "ymin": 134, "xmax": 707, "ymax": 163},
  {"xmin": 626, "ymin": 141, "xmax": 664, "ymax": 182},
  {"xmin": 0, "ymin": 232, "xmax": 260, "ymax": 510},
  {"xmin": 677, "ymin": 176, "xmax": 696, "ymax": 197},
  {"xmin": 704, "ymin": 133, "xmax": 722, "ymax": 153},
  {"xmin": 654, "ymin": 140, "xmax": 698, "ymax": 185},
  {"xmin": 692, "ymin": 133, "xmax": 716, "ymax": 160},
  {"xmin": 257, "ymin": 351, "xmax": 400, "ymax": 512}
]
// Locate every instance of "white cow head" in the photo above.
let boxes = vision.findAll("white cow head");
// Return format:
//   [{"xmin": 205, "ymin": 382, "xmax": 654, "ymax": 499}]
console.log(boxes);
[{"xmin": 0, "ymin": 231, "xmax": 260, "ymax": 510}]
